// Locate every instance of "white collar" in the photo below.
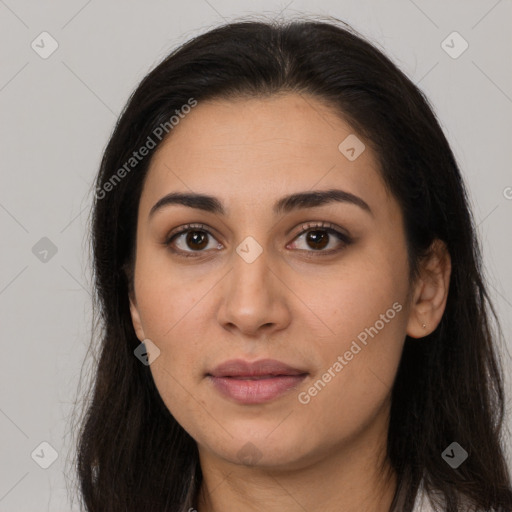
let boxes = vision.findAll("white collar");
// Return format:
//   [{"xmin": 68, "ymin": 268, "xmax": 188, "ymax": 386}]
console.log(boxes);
[
  {"xmin": 411, "ymin": 480, "xmax": 443, "ymax": 512},
  {"xmin": 412, "ymin": 484, "xmax": 437, "ymax": 512}
]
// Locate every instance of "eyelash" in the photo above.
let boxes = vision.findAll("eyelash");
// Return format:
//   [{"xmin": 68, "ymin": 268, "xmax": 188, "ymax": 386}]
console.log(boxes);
[{"xmin": 163, "ymin": 221, "xmax": 353, "ymax": 259}]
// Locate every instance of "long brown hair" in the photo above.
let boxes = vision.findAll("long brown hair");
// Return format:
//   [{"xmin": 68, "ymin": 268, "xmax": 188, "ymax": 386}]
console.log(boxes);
[{"xmin": 70, "ymin": 16, "xmax": 512, "ymax": 511}]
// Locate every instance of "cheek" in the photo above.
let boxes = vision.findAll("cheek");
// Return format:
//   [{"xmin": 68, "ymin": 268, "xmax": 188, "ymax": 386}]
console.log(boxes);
[
  {"xmin": 293, "ymin": 259, "xmax": 406, "ymax": 428},
  {"xmin": 135, "ymin": 273, "xmax": 208, "ymax": 429},
  {"xmin": 133, "ymin": 259, "xmax": 208, "ymax": 394},
  {"xmin": 133, "ymin": 247, "xmax": 209, "ymax": 340},
  {"xmin": 148, "ymin": 354, "xmax": 214, "ymax": 448},
  {"xmin": 298, "ymin": 305, "xmax": 405, "ymax": 447},
  {"xmin": 290, "ymin": 253, "xmax": 405, "ymax": 341}
]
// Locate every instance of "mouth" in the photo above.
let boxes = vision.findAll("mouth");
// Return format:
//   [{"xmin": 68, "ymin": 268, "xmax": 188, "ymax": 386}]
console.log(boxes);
[
  {"xmin": 220, "ymin": 375, "xmax": 302, "ymax": 380},
  {"xmin": 206, "ymin": 358, "xmax": 309, "ymax": 404}
]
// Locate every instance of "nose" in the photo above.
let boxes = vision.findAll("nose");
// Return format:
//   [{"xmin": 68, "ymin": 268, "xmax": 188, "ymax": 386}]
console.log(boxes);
[{"xmin": 216, "ymin": 246, "xmax": 292, "ymax": 338}]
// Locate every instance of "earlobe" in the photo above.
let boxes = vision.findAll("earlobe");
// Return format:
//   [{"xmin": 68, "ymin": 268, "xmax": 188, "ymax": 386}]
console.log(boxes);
[
  {"xmin": 406, "ymin": 239, "xmax": 452, "ymax": 339},
  {"xmin": 129, "ymin": 295, "xmax": 146, "ymax": 341}
]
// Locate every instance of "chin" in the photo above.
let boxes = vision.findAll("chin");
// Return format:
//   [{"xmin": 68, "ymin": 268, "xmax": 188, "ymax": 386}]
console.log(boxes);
[{"xmin": 200, "ymin": 427, "xmax": 317, "ymax": 470}]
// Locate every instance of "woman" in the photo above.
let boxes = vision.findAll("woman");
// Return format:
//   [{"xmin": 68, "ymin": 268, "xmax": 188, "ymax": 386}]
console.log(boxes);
[{"xmin": 73, "ymin": 16, "xmax": 512, "ymax": 511}]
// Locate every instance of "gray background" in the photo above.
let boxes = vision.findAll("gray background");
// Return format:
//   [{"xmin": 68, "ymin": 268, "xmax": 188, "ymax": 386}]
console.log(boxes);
[{"xmin": 1, "ymin": 0, "xmax": 511, "ymax": 510}]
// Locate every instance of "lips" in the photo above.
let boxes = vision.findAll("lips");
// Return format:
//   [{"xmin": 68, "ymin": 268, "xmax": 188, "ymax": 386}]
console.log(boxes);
[
  {"xmin": 207, "ymin": 358, "xmax": 308, "ymax": 378},
  {"xmin": 207, "ymin": 358, "xmax": 308, "ymax": 404}
]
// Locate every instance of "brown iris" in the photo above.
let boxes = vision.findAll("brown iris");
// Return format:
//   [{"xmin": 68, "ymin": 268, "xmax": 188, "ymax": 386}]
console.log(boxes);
[
  {"xmin": 306, "ymin": 230, "xmax": 329, "ymax": 250},
  {"xmin": 186, "ymin": 230, "xmax": 209, "ymax": 250}
]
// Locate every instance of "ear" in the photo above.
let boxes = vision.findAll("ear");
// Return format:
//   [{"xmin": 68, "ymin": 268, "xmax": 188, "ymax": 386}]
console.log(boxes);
[
  {"xmin": 406, "ymin": 239, "xmax": 451, "ymax": 338},
  {"xmin": 129, "ymin": 291, "xmax": 147, "ymax": 342}
]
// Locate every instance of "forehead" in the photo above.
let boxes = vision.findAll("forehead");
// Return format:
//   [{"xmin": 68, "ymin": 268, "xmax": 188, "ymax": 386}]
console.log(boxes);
[{"xmin": 141, "ymin": 93, "xmax": 395, "ymax": 221}]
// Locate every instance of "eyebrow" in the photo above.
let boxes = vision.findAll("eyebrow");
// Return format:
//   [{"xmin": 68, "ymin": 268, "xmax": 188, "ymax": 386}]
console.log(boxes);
[{"xmin": 149, "ymin": 188, "xmax": 373, "ymax": 219}]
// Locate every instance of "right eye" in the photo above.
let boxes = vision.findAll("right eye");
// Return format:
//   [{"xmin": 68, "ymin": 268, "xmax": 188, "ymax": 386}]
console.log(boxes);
[{"xmin": 164, "ymin": 223, "xmax": 223, "ymax": 258}]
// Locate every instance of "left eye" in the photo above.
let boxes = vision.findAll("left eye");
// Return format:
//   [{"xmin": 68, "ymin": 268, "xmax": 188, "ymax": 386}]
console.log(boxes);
[
  {"xmin": 287, "ymin": 222, "xmax": 352, "ymax": 254},
  {"xmin": 164, "ymin": 222, "xmax": 351, "ymax": 258}
]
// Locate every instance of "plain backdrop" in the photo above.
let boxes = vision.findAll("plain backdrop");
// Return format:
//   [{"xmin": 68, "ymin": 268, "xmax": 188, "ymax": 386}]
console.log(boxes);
[{"xmin": 1, "ymin": 0, "xmax": 511, "ymax": 510}]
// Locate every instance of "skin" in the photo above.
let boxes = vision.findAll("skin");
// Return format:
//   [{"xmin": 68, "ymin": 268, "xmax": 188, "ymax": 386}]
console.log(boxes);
[{"xmin": 129, "ymin": 93, "xmax": 451, "ymax": 512}]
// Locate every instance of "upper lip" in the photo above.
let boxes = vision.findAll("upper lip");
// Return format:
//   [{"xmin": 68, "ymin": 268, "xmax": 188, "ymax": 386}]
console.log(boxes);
[{"xmin": 207, "ymin": 358, "xmax": 308, "ymax": 378}]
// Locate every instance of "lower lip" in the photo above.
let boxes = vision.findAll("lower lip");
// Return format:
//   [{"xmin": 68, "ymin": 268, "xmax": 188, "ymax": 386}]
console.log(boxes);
[{"xmin": 208, "ymin": 375, "xmax": 308, "ymax": 404}]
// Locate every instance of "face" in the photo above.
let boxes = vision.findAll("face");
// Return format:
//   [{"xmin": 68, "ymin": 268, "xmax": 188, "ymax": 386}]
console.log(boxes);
[{"xmin": 129, "ymin": 93, "xmax": 420, "ymax": 470}]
